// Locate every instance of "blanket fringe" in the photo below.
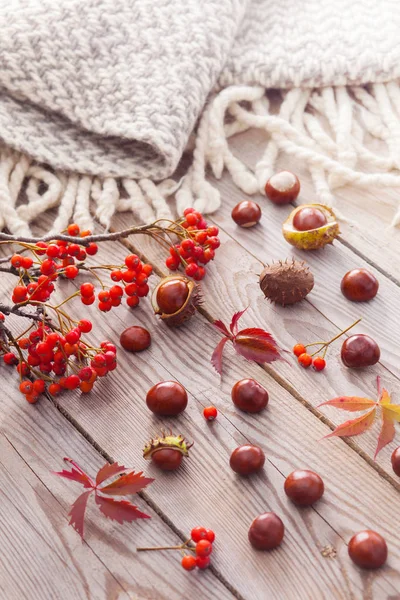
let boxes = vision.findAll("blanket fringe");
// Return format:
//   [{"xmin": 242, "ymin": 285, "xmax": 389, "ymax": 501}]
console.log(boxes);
[
  {"xmin": 2, "ymin": 82, "xmax": 400, "ymax": 234},
  {"xmin": 177, "ymin": 82, "xmax": 400, "ymax": 228}
]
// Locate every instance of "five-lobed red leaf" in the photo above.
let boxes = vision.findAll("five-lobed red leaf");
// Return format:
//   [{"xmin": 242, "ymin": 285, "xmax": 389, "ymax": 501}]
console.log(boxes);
[{"xmin": 211, "ymin": 310, "xmax": 284, "ymax": 375}]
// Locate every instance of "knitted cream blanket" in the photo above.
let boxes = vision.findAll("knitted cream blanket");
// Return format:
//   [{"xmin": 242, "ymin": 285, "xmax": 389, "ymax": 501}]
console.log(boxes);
[{"xmin": 1, "ymin": 0, "xmax": 400, "ymax": 235}]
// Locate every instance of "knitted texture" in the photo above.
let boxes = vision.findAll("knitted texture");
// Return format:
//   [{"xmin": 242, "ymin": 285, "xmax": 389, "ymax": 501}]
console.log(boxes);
[{"xmin": 1, "ymin": 0, "xmax": 400, "ymax": 232}]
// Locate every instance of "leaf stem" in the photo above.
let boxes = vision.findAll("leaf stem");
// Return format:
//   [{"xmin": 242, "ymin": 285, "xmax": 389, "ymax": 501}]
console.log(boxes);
[{"xmin": 137, "ymin": 539, "xmax": 193, "ymax": 552}]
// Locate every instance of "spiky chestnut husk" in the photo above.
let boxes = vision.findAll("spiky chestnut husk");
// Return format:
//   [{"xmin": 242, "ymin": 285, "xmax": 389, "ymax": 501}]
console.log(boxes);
[
  {"xmin": 143, "ymin": 432, "xmax": 193, "ymax": 460},
  {"xmin": 282, "ymin": 204, "xmax": 340, "ymax": 250},
  {"xmin": 151, "ymin": 275, "xmax": 202, "ymax": 328},
  {"xmin": 259, "ymin": 259, "xmax": 314, "ymax": 306}
]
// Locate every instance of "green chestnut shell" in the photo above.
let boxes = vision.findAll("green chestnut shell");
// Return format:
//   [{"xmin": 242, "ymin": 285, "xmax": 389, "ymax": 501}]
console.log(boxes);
[{"xmin": 282, "ymin": 204, "xmax": 340, "ymax": 250}]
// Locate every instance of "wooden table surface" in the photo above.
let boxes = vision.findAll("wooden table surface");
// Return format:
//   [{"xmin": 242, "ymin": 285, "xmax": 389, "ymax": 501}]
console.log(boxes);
[{"xmin": 2, "ymin": 129, "xmax": 400, "ymax": 600}]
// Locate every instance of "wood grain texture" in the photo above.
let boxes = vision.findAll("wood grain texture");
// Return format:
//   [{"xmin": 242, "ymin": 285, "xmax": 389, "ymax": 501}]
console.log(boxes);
[
  {"xmin": 110, "ymin": 200, "xmax": 400, "ymax": 480},
  {"xmin": 0, "ymin": 367, "xmax": 235, "ymax": 600},
  {"xmin": 44, "ymin": 237, "xmax": 400, "ymax": 598}
]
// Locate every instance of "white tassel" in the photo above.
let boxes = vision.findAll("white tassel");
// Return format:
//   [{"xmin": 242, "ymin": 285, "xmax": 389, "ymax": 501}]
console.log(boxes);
[
  {"xmin": 122, "ymin": 178, "xmax": 156, "ymax": 224},
  {"xmin": 48, "ymin": 174, "xmax": 79, "ymax": 235},
  {"xmin": 95, "ymin": 177, "xmax": 119, "ymax": 230},
  {"xmin": 139, "ymin": 178, "xmax": 172, "ymax": 220},
  {"xmin": 73, "ymin": 175, "xmax": 93, "ymax": 231}
]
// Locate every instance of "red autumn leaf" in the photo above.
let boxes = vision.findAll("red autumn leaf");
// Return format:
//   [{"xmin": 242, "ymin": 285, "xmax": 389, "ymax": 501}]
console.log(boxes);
[
  {"xmin": 95, "ymin": 462, "xmax": 127, "ymax": 485},
  {"xmin": 230, "ymin": 308, "xmax": 247, "ymax": 335},
  {"xmin": 53, "ymin": 457, "xmax": 95, "ymax": 488},
  {"xmin": 212, "ymin": 310, "xmax": 285, "ymax": 375},
  {"xmin": 211, "ymin": 337, "xmax": 230, "ymax": 376},
  {"xmin": 68, "ymin": 490, "xmax": 92, "ymax": 538},
  {"xmin": 213, "ymin": 319, "xmax": 231, "ymax": 337},
  {"xmin": 319, "ymin": 378, "xmax": 400, "ymax": 459},
  {"xmin": 233, "ymin": 328, "xmax": 282, "ymax": 364},
  {"xmin": 318, "ymin": 397, "xmax": 376, "ymax": 412},
  {"xmin": 53, "ymin": 458, "xmax": 153, "ymax": 538},
  {"xmin": 95, "ymin": 495, "xmax": 151, "ymax": 523},
  {"xmin": 99, "ymin": 471, "xmax": 154, "ymax": 496}
]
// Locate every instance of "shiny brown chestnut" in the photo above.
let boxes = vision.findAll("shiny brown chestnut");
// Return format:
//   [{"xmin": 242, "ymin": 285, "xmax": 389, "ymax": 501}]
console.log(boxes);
[
  {"xmin": 341, "ymin": 334, "xmax": 380, "ymax": 368},
  {"xmin": 284, "ymin": 470, "xmax": 324, "ymax": 506},
  {"xmin": 248, "ymin": 512, "xmax": 285, "ymax": 550},
  {"xmin": 231, "ymin": 201, "xmax": 262, "ymax": 228},
  {"xmin": 391, "ymin": 447, "xmax": 400, "ymax": 477},
  {"xmin": 156, "ymin": 279, "xmax": 189, "ymax": 315},
  {"xmin": 341, "ymin": 269, "xmax": 379, "ymax": 302},
  {"xmin": 146, "ymin": 381, "xmax": 188, "ymax": 416},
  {"xmin": 348, "ymin": 530, "xmax": 388, "ymax": 569},
  {"xmin": 151, "ymin": 448, "xmax": 183, "ymax": 471},
  {"xmin": 265, "ymin": 171, "xmax": 300, "ymax": 205},
  {"xmin": 230, "ymin": 445, "xmax": 265, "ymax": 475},
  {"xmin": 292, "ymin": 207, "xmax": 327, "ymax": 231},
  {"xmin": 231, "ymin": 379, "xmax": 269, "ymax": 413},
  {"xmin": 120, "ymin": 326, "xmax": 151, "ymax": 352}
]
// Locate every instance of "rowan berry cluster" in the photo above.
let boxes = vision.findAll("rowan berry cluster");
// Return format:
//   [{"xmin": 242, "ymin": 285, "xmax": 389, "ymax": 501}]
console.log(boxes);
[
  {"xmin": 292, "ymin": 319, "xmax": 361, "ymax": 371},
  {"xmin": 165, "ymin": 208, "xmax": 221, "ymax": 280},
  {"xmin": 137, "ymin": 526, "xmax": 216, "ymax": 572},
  {"xmin": 2, "ymin": 320, "xmax": 117, "ymax": 403}
]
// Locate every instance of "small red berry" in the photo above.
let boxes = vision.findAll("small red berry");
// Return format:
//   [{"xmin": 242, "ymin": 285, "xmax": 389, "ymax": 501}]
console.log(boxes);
[
  {"xmin": 186, "ymin": 213, "xmax": 198, "ymax": 226},
  {"xmin": 293, "ymin": 344, "xmax": 306, "ymax": 357},
  {"xmin": 78, "ymin": 319, "xmax": 92, "ymax": 333},
  {"xmin": 46, "ymin": 244, "xmax": 60, "ymax": 258},
  {"xmin": 11, "ymin": 254, "xmax": 24, "ymax": 268},
  {"xmin": 205, "ymin": 529, "xmax": 215, "ymax": 543},
  {"xmin": 67, "ymin": 223, "xmax": 80, "ymax": 236},
  {"xmin": 80, "ymin": 282, "xmax": 95, "ymax": 297},
  {"xmin": 122, "ymin": 270, "xmax": 136, "ymax": 283},
  {"xmin": 40, "ymin": 259, "xmax": 57, "ymax": 276},
  {"xmin": 195, "ymin": 556, "xmax": 211, "ymax": 570},
  {"xmin": 81, "ymin": 295, "xmax": 95, "ymax": 306},
  {"xmin": 3, "ymin": 352, "xmax": 18, "ymax": 365},
  {"xmin": 191, "ymin": 526, "xmax": 208, "ymax": 543},
  {"xmin": 125, "ymin": 254, "xmax": 140, "ymax": 269},
  {"xmin": 19, "ymin": 381, "xmax": 33, "ymax": 395},
  {"xmin": 65, "ymin": 329, "xmax": 81, "ymax": 344},
  {"xmin": 185, "ymin": 263, "xmax": 199, "ymax": 278},
  {"xmin": 65, "ymin": 265, "xmax": 79, "ymax": 279},
  {"xmin": 98, "ymin": 301, "xmax": 112, "ymax": 312},
  {"xmin": 86, "ymin": 243, "xmax": 98, "ymax": 256},
  {"xmin": 298, "ymin": 353, "xmax": 312, "ymax": 368},
  {"xmin": 166, "ymin": 256, "xmax": 180, "ymax": 271},
  {"xmin": 33, "ymin": 379, "xmax": 46, "ymax": 394},
  {"xmin": 35, "ymin": 241, "xmax": 48, "ymax": 256},
  {"xmin": 64, "ymin": 374, "xmax": 80, "ymax": 390},
  {"xmin": 181, "ymin": 555, "xmax": 197, "ymax": 571},
  {"xmin": 195, "ymin": 540, "xmax": 213, "ymax": 557},
  {"xmin": 110, "ymin": 270, "xmax": 122, "ymax": 282},
  {"xmin": 203, "ymin": 406, "xmax": 218, "ymax": 421},
  {"xmin": 21, "ymin": 256, "xmax": 34, "ymax": 269},
  {"xmin": 137, "ymin": 283, "xmax": 149, "ymax": 297},
  {"xmin": 49, "ymin": 383, "xmax": 62, "ymax": 395},
  {"xmin": 207, "ymin": 236, "xmax": 220, "ymax": 250},
  {"xmin": 142, "ymin": 264, "xmax": 153, "ymax": 276},
  {"xmin": 313, "ymin": 356, "xmax": 326, "ymax": 371},
  {"xmin": 126, "ymin": 295, "xmax": 140, "ymax": 308}
]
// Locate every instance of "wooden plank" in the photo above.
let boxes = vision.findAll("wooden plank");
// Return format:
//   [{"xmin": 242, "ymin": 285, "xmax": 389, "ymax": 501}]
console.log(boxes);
[
  {"xmin": 42, "ymin": 237, "xmax": 400, "ymax": 598},
  {"xmin": 0, "ymin": 366, "xmax": 235, "ymax": 600},
  {"xmin": 228, "ymin": 127, "xmax": 400, "ymax": 284}
]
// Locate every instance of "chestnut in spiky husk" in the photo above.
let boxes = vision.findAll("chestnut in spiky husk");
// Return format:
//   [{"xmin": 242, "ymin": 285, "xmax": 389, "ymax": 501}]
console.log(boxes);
[
  {"xmin": 143, "ymin": 432, "xmax": 193, "ymax": 471},
  {"xmin": 151, "ymin": 275, "xmax": 201, "ymax": 328},
  {"xmin": 282, "ymin": 204, "xmax": 340, "ymax": 251},
  {"xmin": 259, "ymin": 259, "xmax": 314, "ymax": 306}
]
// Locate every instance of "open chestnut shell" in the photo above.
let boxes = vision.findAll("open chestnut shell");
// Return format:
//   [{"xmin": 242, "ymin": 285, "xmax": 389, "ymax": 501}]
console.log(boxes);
[{"xmin": 282, "ymin": 204, "xmax": 340, "ymax": 250}]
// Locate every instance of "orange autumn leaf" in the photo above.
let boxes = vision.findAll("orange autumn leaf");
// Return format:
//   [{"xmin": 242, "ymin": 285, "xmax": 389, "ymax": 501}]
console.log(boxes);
[
  {"xmin": 319, "ymin": 397, "xmax": 376, "ymax": 412},
  {"xmin": 319, "ymin": 378, "xmax": 400, "ymax": 459},
  {"xmin": 323, "ymin": 408, "xmax": 376, "ymax": 439}
]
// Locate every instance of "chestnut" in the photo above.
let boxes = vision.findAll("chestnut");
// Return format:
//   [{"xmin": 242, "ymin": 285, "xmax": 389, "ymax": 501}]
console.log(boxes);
[
  {"xmin": 230, "ymin": 444, "xmax": 265, "ymax": 475},
  {"xmin": 341, "ymin": 269, "xmax": 379, "ymax": 302},
  {"xmin": 156, "ymin": 279, "xmax": 189, "ymax": 314},
  {"xmin": 265, "ymin": 171, "xmax": 300, "ymax": 205},
  {"xmin": 348, "ymin": 530, "xmax": 388, "ymax": 569},
  {"xmin": 341, "ymin": 334, "xmax": 380, "ymax": 368},
  {"xmin": 146, "ymin": 381, "xmax": 188, "ymax": 416},
  {"xmin": 284, "ymin": 470, "xmax": 324, "ymax": 506},
  {"xmin": 248, "ymin": 512, "xmax": 285, "ymax": 550},
  {"xmin": 391, "ymin": 447, "xmax": 400, "ymax": 477},
  {"xmin": 292, "ymin": 207, "xmax": 327, "ymax": 231},
  {"xmin": 231, "ymin": 379, "xmax": 269, "ymax": 413},
  {"xmin": 231, "ymin": 201, "xmax": 262, "ymax": 228},
  {"xmin": 151, "ymin": 448, "xmax": 183, "ymax": 471},
  {"xmin": 120, "ymin": 326, "xmax": 151, "ymax": 352}
]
